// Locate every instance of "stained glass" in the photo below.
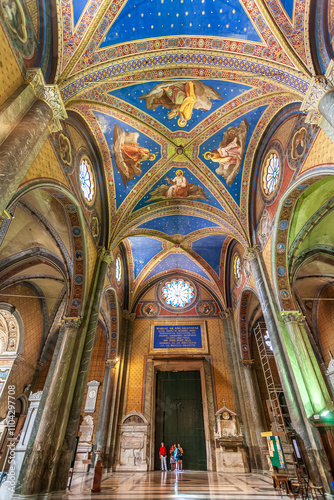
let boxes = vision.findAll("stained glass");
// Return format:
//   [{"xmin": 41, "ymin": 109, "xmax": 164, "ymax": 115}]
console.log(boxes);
[
  {"xmin": 264, "ymin": 330, "xmax": 273, "ymax": 352},
  {"xmin": 79, "ymin": 159, "xmax": 94, "ymax": 202},
  {"xmin": 263, "ymin": 153, "xmax": 280, "ymax": 196},
  {"xmin": 161, "ymin": 280, "xmax": 194, "ymax": 308},
  {"xmin": 233, "ymin": 255, "xmax": 241, "ymax": 281},
  {"xmin": 116, "ymin": 257, "xmax": 121, "ymax": 282}
]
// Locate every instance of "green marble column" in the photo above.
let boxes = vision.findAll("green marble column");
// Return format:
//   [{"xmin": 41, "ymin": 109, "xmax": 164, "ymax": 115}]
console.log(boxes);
[
  {"xmin": 242, "ymin": 360, "xmax": 269, "ymax": 472},
  {"xmin": 93, "ymin": 359, "xmax": 117, "ymax": 466},
  {"xmin": 246, "ymin": 246, "xmax": 331, "ymax": 489},
  {"xmin": 109, "ymin": 311, "xmax": 135, "ymax": 469},
  {"xmin": 220, "ymin": 310, "xmax": 266, "ymax": 472},
  {"xmin": 14, "ymin": 317, "xmax": 82, "ymax": 497},
  {"xmin": 53, "ymin": 248, "xmax": 113, "ymax": 493},
  {"xmin": 281, "ymin": 311, "xmax": 332, "ymax": 417}
]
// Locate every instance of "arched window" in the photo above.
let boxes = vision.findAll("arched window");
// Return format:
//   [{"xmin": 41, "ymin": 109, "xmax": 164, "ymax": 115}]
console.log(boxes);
[{"xmin": 0, "ymin": 306, "xmax": 23, "ymax": 398}]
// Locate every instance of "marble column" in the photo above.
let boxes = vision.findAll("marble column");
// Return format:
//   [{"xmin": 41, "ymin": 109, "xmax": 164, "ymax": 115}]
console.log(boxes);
[
  {"xmin": 220, "ymin": 310, "xmax": 266, "ymax": 472},
  {"xmin": 281, "ymin": 311, "xmax": 332, "ymax": 417},
  {"xmin": 120, "ymin": 313, "xmax": 136, "ymax": 418},
  {"xmin": 242, "ymin": 361, "xmax": 269, "ymax": 471},
  {"xmin": 0, "ymin": 68, "xmax": 66, "ymax": 217},
  {"xmin": 246, "ymin": 246, "xmax": 331, "ymax": 489},
  {"xmin": 14, "ymin": 317, "xmax": 82, "ymax": 498},
  {"xmin": 93, "ymin": 359, "xmax": 117, "ymax": 466},
  {"xmin": 299, "ymin": 60, "xmax": 334, "ymax": 143},
  {"xmin": 107, "ymin": 310, "xmax": 132, "ymax": 469},
  {"xmin": 53, "ymin": 249, "xmax": 113, "ymax": 493}
]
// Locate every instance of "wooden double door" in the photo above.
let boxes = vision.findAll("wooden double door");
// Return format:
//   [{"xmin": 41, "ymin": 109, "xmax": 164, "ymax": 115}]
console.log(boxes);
[{"xmin": 155, "ymin": 370, "xmax": 207, "ymax": 470}]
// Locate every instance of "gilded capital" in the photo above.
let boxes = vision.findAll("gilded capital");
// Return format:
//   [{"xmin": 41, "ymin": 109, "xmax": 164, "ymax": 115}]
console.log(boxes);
[
  {"xmin": 242, "ymin": 359, "xmax": 254, "ymax": 368},
  {"xmin": 244, "ymin": 245, "xmax": 261, "ymax": 262},
  {"xmin": 102, "ymin": 249, "xmax": 114, "ymax": 264},
  {"xmin": 219, "ymin": 309, "xmax": 232, "ymax": 321},
  {"xmin": 280, "ymin": 310, "xmax": 304, "ymax": 324},
  {"xmin": 62, "ymin": 317, "xmax": 82, "ymax": 329},
  {"xmin": 300, "ymin": 60, "xmax": 334, "ymax": 125},
  {"xmin": 106, "ymin": 359, "xmax": 117, "ymax": 368},
  {"xmin": 25, "ymin": 68, "xmax": 67, "ymax": 131}
]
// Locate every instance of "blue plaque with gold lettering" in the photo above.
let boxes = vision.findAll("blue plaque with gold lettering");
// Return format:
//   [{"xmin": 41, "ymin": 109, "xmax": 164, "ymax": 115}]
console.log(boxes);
[{"xmin": 154, "ymin": 325, "xmax": 202, "ymax": 349}]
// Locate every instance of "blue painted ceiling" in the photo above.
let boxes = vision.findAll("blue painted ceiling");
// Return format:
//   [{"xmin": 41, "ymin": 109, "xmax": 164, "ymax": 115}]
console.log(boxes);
[
  {"xmin": 99, "ymin": 0, "xmax": 262, "ymax": 47},
  {"xmin": 61, "ymin": 0, "xmax": 308, "ymax": 307}
]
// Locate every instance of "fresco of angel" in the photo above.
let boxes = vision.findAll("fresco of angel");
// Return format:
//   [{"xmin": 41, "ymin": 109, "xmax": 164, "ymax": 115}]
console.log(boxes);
[
  {"xmin": 139, "ymin": 80, "xmax": 222, "ymax": 127},
  {"xmin": 113, "ymin": 124, "xmax": 155, "ymax": 187},
  {"xmin": 204, "ymin": 118, "xmax": 249, "ymax": 186},
  {"xmin": 148, "ymin": 169, "xmax": 209, "ymax": 201}
]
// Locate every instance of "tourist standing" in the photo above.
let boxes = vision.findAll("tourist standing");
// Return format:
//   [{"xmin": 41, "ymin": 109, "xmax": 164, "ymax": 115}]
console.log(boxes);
[
  {"xmin": 174, "ymin": 444, "xmax": 181, "ymax": 471},
  {"xmin": 159, "ymin": 442, "xmax": 167, "ymax": 471},
  {"xmin": 170, "ymin": 444, "xmax": 176, "ymax": 470},
  {"xmin": 177, "ymin": 443, "xmax": 183, "ymax": 470}
]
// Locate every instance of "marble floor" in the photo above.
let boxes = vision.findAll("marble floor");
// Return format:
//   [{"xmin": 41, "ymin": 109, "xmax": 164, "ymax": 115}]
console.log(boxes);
[{"xmin": 67, "ymin": 471, "xmax": 289, "ymax": 499}]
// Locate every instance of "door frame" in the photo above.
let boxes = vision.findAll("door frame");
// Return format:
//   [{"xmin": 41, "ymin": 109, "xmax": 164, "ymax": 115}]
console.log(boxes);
[{"xmin": 143, "ymin": 357, "xmax": 216, "ymax": 471}]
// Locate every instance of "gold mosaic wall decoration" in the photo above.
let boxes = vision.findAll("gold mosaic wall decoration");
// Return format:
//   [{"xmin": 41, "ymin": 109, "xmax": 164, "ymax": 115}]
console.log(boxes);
[
  {"xmin": 126, "ymin": 316, "xmax": 234, "ymax": 415},
  {"xmin": 20, "ymin": 138, "xmax": 70, "ymax": 189},
  {"xmin": 0, "ymin": 25, "xmax": 23, "ymax": 107}
]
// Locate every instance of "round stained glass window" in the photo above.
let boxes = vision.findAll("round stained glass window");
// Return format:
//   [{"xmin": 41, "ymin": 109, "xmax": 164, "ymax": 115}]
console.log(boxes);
[
  {"xmin": 262, "ymin": 151, "xmax": 281, "ymax": 199},
  {"xmin": 79, "ymin": 158, "xmax": 95, "ymax": 202},
  {"xmin": 233, "ymin": 254, "xmax": 242, "ymax": 282},
  {"xmin": 161, "ymin": 280, "xmax": 194, "ymax": 308},
  {"xmin": 115, "ymin": 257, "xmax": 121, "ymax": 283}
]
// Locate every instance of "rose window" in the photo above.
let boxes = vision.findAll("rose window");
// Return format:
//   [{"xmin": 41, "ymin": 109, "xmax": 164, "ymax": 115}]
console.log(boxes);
[
  {"xmin": 161, "ymin": 280, "xmax": 194, "ymax": 308},
  {"xmin": 79, "ymin": 158, "xmax": 95, "ymax": 202},
  {"xmin": 115, "ymin": 257, "xmax": 122, "ymax": 282},
  {"xmin": 262, "ymin": 152, "xmax": 280, "ymax": 197}
]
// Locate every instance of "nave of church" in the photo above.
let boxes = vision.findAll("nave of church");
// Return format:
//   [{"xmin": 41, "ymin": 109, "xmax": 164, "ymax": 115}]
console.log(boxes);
[{"xmin": 1, "ymin": 0, "xmax": 334, "ymax": 498}]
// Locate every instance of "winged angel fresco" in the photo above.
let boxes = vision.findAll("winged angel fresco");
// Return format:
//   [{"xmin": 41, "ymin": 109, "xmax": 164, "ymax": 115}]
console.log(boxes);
[
  {"xmin": 113, "ymin": 125, "xmax": 155, "ymax": 187},
  {"xmin": 204, "ymin": 118, "xmax": 249, "ymax": 186},
  {"xmin": 139, "ymin": 80, "xmax": 222, "ymax": 126}
]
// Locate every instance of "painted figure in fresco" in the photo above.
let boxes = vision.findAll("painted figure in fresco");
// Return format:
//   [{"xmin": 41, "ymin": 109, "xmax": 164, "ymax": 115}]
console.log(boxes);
[
  {"xmin": 166, "ymin": 170, "xmax": 189, "ymax": 198},
  {"xmin": 292, "ymin": 127, "xmax": 306, "ymax": 159},
  {"xmin": 58, "ymin": 134, "xmax": 72, "ymax": 166},
  {"xmin": 139, "ymin": 80, "xmax": 222, "ymax": 127},
  {"xmin": 148, "ymin": 171, "xmax": 209, "ymax": 201},
  {"xmin": 113, "ymin": 124, "xmax": 155, "ymax": 187},
  {"xmin": 204, "ymin": 118, "xmax": 249, "ymax": 186},
  {"xmin": 1, "ymin": 0, "xmax": 27, "ymax": 43}
]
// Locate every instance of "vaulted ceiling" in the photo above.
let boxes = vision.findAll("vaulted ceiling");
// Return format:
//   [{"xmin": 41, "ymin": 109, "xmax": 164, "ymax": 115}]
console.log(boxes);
[{"xmin": 37, "ymin": 1, "xmax": 319, "ymax": 307}]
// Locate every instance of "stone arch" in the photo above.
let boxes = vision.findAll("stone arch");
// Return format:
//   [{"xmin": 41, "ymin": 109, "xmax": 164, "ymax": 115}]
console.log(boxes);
[
  {"xmin": 272, "ymin": 169, "xmax": 334, "ymax": 311},
  {"xmin": 7, "ymin": 182, "xmax": 88, "ymax": 318},
  {"xmin": 102, "ymin": 287, "xmax": 120, "ymax": 360},
  {"xmin": 0, "ymin": 303, "xmax": 24, "ymax": 398}
]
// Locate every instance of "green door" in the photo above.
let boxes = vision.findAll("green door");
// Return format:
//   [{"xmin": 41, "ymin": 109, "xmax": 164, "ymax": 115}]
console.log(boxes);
[{"xmin": 155, "ymin": 370, "xmax": 207, "ymax": 470}]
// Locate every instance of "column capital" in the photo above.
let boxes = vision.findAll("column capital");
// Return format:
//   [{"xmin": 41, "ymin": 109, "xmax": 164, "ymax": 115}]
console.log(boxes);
[
  {"xmin": 25, "ymin": 68, "xmax": 67, "ymax": 132},
  {"xmin": 219, "ymin": 308, "xmax": 233, "ymax": 321},
  {"xmin": 128, "ymin": 313, "xmax": 136, "ymax": 322},
  {"xmin": 106, "ymin": 359, "xmax": 117, "ymax": 368},
  {"xmin": 300, "ymin": 60, "xmax": 334, "ymax": 124},
  {"xmin": 102, "ymin": 249, "xmax": 114, "ymax": 264},
  {"xmin": 241, "ymin": 359, "xmax": 254, "ymax": 369},
  {"xmin": 280, "ymin": 310, "xmax": 304, "ymax": 324},
  {"xmin": 244, "ymin": 245, "xmax": 261, "ymax": 262},
  {"xmin": 62, "ymin": 317, "xmax": 82, "ymax": 328}
]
